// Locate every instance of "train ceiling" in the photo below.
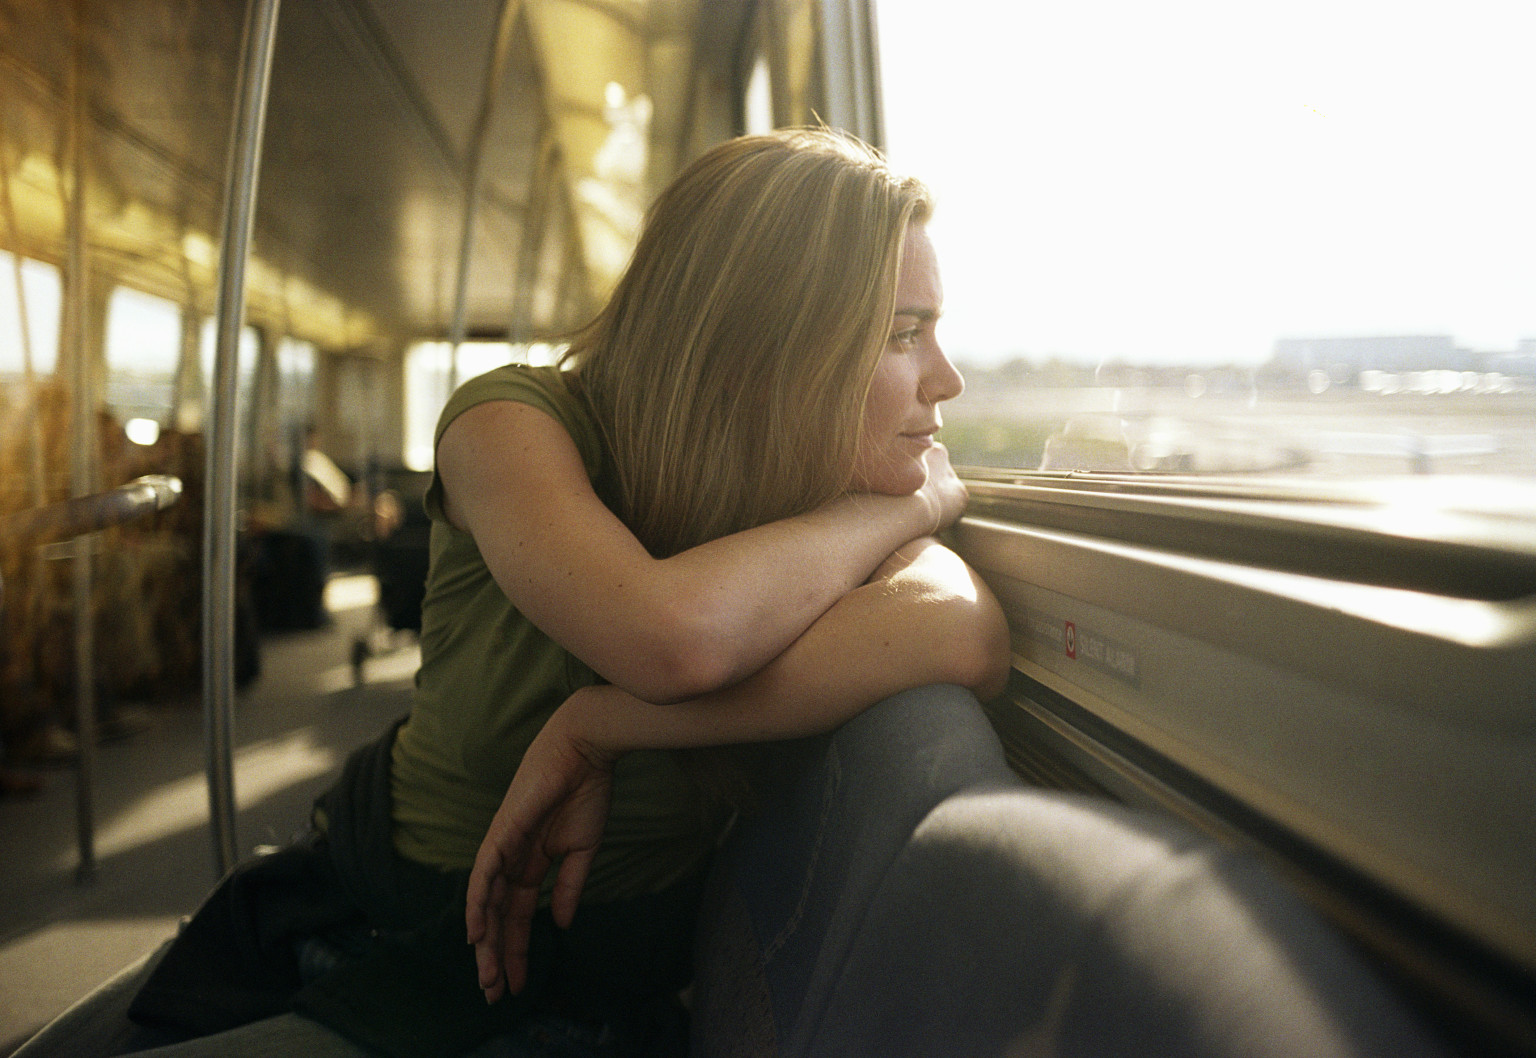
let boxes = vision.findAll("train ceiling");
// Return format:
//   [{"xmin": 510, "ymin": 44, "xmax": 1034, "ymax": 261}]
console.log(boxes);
[{"xmin": 0, "ymin": 0, "xmax": 782, "ymax": 349}]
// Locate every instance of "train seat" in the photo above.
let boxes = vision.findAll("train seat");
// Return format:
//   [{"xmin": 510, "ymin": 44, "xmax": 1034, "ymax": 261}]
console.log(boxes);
[{"xmin": 690, "ymin": 685, "xmax": 1450, "ymax": 1058}]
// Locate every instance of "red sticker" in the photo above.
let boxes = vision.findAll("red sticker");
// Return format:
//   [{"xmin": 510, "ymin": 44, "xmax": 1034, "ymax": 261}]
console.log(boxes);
[{"xmin": 1064, "ymin": 621, "xmax": 1077, "ymax": 659}]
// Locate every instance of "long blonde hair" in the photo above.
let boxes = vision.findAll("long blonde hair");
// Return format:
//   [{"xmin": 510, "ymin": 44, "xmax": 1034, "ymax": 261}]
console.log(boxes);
[{"xmin": 564, "ymin": 128, "xmax": 933, "ymax": 557}]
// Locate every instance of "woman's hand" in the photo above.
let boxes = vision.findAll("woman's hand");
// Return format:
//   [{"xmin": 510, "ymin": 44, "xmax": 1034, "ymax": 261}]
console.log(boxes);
[
  {"xmin": 919, "ymin": 443, "xmax": 969, "ymax": 534},
  {"xmin": 465, "ymin": 688, "xmax": 618, "ymax": 1003}
]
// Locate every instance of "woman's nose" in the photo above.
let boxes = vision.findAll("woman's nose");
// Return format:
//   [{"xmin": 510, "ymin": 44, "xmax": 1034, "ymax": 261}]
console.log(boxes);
[{"xmin": 921, "ymin": 343, "xmax": 964, "ymax": 404}]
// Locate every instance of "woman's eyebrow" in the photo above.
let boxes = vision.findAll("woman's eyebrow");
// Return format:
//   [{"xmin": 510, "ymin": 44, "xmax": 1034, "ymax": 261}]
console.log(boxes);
[{"xmin": 893, "ymin": 307, "xmax": 941, "ymax": 322}]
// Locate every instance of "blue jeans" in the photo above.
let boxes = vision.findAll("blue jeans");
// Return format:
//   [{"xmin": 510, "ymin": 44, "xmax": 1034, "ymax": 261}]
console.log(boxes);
[
  {"xmin": 688, "ymin": 685, "xmax": 1450, "ymax": 1058},
  {"xmin": 690, "ymin": 683, "xmax": 1019, "ymax": 1055}
]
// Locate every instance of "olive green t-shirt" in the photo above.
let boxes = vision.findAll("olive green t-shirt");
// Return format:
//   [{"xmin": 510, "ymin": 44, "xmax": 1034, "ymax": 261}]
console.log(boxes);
[{"xmin": 389, "ymin": 363, "xmax": 717, "ymax": 903}]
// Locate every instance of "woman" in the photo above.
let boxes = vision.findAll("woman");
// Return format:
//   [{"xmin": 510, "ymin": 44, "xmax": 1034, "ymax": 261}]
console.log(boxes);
[
  {"xmin": 458, "ymin": 129, "xmax": 1010, "ymax": 1008},
  {"xmin": 436, "ymin": 126, "xmax": 1006, "ymax": 1028},
  {"xmin": 17, "ymin": 128, "xmax": 1008, "ymax": 1058}
]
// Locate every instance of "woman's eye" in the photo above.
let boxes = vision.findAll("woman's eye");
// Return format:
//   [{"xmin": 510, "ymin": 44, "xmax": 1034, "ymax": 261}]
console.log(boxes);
[{"xmin": 891, "ymin": 328, "xmax": 918, "ymax": 349}]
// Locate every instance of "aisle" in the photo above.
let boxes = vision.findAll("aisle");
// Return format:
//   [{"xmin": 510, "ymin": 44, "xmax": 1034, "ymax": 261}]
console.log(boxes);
[{"xmin": 0, "ymin": 575, "xmax": 418, "ymax": 1056}]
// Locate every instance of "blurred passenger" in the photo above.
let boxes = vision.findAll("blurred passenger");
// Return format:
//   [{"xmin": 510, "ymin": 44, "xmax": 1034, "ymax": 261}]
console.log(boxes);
[{"xmin": 302, "ymin": 424, "xmax": 353, "ymax": 514}]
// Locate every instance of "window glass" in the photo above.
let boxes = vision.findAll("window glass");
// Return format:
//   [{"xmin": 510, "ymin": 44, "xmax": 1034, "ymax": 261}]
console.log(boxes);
[
  {"xmin": 876, "ymin": 0, "xmax": 1536, "ymax": 483},
  {"xmin": 276, "ymin": 336, "xmax": 317, "ymax": 431},
  {"xmin": 403, "ymin": 342, "xmax": 453, "ymax": 472},
  {"xmin": 197, "ymin": 317, "xmax": 261, "ymax": 438},
  {"xmin": 0, "ymin": 251, "xmax": 61, "ymax": 377},
  {"xmin": 198, "ymin": 318, "xmax": 260, "ymax": 395},
  {"xmin": 105, "ymin": 286, "xmax": 181, "ymax": 423},
  {"xmin": 402, "ymin": 341, "xmax": 564, "ymax": 471},
  {"xmin": 745, "ymin": 54, "xmax": 773, "ymax": 135}
]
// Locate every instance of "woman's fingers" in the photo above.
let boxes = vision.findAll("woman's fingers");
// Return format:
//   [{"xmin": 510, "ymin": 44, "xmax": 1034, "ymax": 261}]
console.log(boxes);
[
  {"xmin": 468, "ymin": 815, "xmax": 543, "ymax": 1000},
  {"xmin": 550, "ymin": 847, "xmax": 597, "ymax": 930},
  {"xmin": 921, "ymin": 442, "xmax": 968, "ymax": 530},
  {"xmin": 465, "ymin": 843, "xmax": 504, "ymax": 944},
  {"xmin": 500, "ymin": 875, "xmax": 541, "ymax": 996},
  {"xmin": 472, "ymin": 870, "xmax": 509, "ymax": 1000},
  {"xmin": 476, "ymin": 934, "xmax": 505, "ymax": 1002},
  {"xmin": 466, "ymin": 705, "xmax": 618, "ymax": 1002}
]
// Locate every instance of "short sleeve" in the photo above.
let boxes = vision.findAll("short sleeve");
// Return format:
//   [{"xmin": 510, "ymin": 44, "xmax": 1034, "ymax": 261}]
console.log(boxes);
[{"xmin": 423, "ymin": 363, "xmax": 600, "ymax": 522}]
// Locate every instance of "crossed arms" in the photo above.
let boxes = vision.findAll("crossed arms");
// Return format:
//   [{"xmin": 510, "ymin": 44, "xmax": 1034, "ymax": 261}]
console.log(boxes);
[{"xmin": 437, "ymin": 399, "xmax": 1011, "ymax": 1001}]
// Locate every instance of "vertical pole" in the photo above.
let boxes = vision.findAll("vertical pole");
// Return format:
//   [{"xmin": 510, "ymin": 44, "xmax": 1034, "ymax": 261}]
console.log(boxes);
[
  {"xmin": 817, "ymin": 0, "xmax": 885, "ymax": 149},
  {"xmin": 63, "ymin": 0, "xmax": 98, "ymax": 881},
  {"xmin": 507, "ymin": 132, "xmax": 554, "ymax": 343},
  {"xmin": 447, "ymin": 0, "xmax": 523, "ymax": 391},
  {"xmin": 203, "ymin": 0, "xmax": 281, "ymax": 878}
]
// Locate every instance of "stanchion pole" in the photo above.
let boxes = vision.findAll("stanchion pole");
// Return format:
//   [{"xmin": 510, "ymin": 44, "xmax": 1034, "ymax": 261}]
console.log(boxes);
[{"xmin": 203, "ymin": 0, "xmax": 281, "ymax": 878}]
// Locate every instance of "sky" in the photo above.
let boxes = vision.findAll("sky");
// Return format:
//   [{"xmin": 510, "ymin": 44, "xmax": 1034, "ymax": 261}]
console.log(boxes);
[{"xmin": 874, "ymin": 0, "xmax": 1536, "ymax": 368}]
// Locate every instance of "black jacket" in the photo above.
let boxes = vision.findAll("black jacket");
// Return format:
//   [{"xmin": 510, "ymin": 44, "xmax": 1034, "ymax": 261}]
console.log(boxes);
[{"xmin": 127, "ymin": 718, "xmax": 698, "ymax": 1058}]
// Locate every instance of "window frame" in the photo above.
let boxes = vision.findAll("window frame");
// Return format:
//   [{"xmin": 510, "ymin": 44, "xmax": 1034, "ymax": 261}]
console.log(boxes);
[{"xmin": 949, "ymin": 469, "xmax": 1536, "ymax": 1051}]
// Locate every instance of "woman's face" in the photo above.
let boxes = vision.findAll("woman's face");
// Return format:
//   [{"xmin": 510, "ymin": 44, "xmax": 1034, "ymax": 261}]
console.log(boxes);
[{"xmin": 850, "ymin": 222, "xmax": 964, "ymax": 495}]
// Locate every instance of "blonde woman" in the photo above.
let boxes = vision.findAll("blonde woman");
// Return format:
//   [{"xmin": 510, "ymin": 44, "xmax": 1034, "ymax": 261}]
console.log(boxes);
[
  {"xmin": 460, "ymin": 130, "xmax": 1010, "ymax": 1017},
  {"xmin": 18, "ymin": 129, "xmax": 1007, "ymax": 1058},
  {"xmin": 447, "ymin": 128, "xmax": 1007, "ymax": 1044}
]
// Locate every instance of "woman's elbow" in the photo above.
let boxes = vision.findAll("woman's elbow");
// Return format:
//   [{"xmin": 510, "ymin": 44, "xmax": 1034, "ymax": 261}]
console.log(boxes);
[
  {"xmin": 626, "ymin": 648, "xmax": 735, "ymax": 705},
  {"xmin": 945, "ymin": 602, "xmax": 1012, "ymax": 702},
  {"xmin": 618, "ymin": 605, "xmax": 744, "ymax": 704}
]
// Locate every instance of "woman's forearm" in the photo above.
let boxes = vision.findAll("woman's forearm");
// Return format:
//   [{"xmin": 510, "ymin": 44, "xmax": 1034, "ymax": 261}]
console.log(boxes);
[
  {"xmin": 559, "ymin": 540, "xmax": 1011, "ymax": 756},
  {"xmin": 440, "ymin": 401, "xmax": 969, "ymax": 704},
  {"xmin": 650, "ymin": 488, "xmax": 963, "ymax": 697}
]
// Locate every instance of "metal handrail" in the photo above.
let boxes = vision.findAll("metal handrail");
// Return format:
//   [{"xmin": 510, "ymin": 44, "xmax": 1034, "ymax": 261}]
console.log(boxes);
[
  {"xmin": 2, "ymin": 475, "xmax": 184, "ymax": 545},
  {"xmin": 0, "ymin": 473, "xmax": 183, "ymax": 878}
]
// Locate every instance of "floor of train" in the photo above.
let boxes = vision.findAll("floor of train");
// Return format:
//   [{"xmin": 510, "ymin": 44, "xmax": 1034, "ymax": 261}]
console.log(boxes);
[{"xmin": 0, "ymin": 574, "xmax": 419, "ymax": 1057}]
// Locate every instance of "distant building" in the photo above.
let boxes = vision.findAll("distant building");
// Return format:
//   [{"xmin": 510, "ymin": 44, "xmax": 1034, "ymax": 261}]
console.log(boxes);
[
  {"xmin": 1492, "ymin": 340, "xmax": 1536, "ymax": 378},
  {"xmin": 1268, "ymin": 336, "xmax": 1478, "ymax": 377}
]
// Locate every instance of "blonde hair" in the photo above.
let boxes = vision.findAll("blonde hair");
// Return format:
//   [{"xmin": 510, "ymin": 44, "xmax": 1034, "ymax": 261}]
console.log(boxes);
[{"xmin": 564, "ymin": 128, "xmax": 933, "ymax": 557}]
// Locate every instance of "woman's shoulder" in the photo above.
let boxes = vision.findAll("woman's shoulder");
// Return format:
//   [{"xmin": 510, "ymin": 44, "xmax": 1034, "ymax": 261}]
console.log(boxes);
[
  {"xmin": 442, "ymin": 361, "xmax": 569, "ymax": 423},
  {"xmin": 437, "ymin": 362, "xmax": 600, "ymax": 466}
]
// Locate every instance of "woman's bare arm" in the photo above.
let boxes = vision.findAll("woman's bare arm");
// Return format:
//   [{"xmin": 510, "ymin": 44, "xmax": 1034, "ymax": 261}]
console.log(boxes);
[
  {"xmin": 569, "ymin": 538, "xmax": 1009, "ymax": 750},
  {"xmin": 437, "ymin": 399, "xmax": 969, "ymax": 704},
  {"xmin": 466, "ymin": 537, "xmax": 1010, "ymax": 999}
]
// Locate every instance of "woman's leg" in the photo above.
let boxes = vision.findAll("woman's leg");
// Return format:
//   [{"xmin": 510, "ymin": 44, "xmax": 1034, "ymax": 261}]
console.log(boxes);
[
  {"xmin": 690, "ymin": 684, "xmax": 1018, "ymax": 1053},
  {"xmin": 693, "ymin": 686, "xmax": 1449, "ymax": 1058}
]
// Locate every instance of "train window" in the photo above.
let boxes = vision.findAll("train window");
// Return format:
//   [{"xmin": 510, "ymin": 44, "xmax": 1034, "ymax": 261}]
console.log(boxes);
[
  {"xmin": 744, "ymin": 54, "xmax": 773, "ymax": 135},
  {"xmin": 276, "ymin": 336, "xmax": 317, "ymax": 431},
  {"xmin": 194, "ymin": 317, "xmax": 260, "ymax": 437},
  {"xmin": 0, "ymin": 250, "xmax": 60, "ymax": 377},
  {"xmin": 403, "ymin": 340, "xmax": 563, "ymax": 471},
  {"xmin": 104, "ymin": 286, "xmax": 180, "ymax": 424},
  {"xmin": 876, "ymin": 0, "xmax": 1536, "ymax": 486}
]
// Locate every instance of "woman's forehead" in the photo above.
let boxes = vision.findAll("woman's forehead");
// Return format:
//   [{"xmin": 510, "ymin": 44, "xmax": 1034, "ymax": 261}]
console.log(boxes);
[{"xmin": 894, "ymin": 223, "xmax": 943, "ymax": 317}]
